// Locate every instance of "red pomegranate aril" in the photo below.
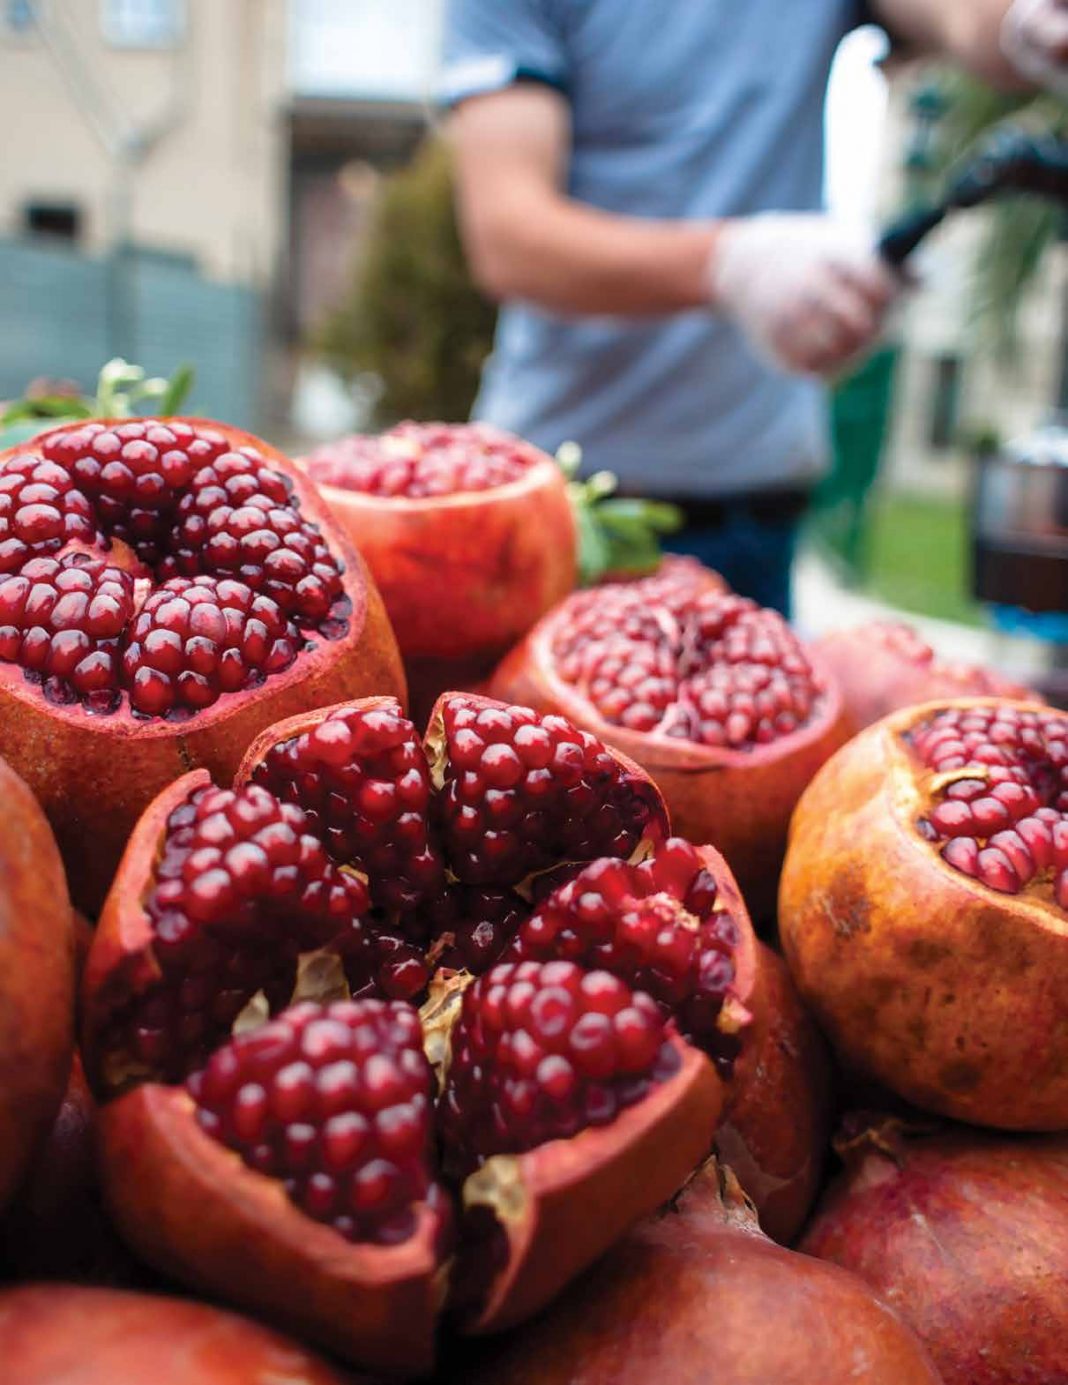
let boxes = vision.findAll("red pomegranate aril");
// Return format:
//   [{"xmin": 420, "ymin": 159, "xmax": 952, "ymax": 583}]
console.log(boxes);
[
  {"xmin": 439, "ymin": 960, "xmax": 674, "ymax": 1171},
  {"xmin": 188, "ymin": 998, "xmax": 441, "ymax": 1245}
]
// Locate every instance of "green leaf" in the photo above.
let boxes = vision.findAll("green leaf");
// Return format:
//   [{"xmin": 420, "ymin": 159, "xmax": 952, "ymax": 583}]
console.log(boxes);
[{"xmin": 158, "ymin": 363, "xmax": 196, "ymax": 415}]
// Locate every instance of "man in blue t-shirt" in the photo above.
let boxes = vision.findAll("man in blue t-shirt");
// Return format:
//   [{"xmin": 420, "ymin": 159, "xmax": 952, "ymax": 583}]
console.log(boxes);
[{"xmin": 442, "ymin": 0, "xmax": 1068, "ymax": 613}]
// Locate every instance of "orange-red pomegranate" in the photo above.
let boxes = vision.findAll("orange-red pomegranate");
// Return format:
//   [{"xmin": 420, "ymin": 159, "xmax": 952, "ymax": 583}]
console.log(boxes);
[
  {"xmin": 0, "ymin": 417, "xmax": 404, "ymax": 912},
  {"xmin": 490, "ymin": 565, "xmax": 849, "ymax": 917},
  {"xmin": 801, "ymin": 1118, "xmax": 1068, "ymax": 1385},
  {"xmin": 814, "ymin": 620, "xmax": 1035, "ymax": 733},
  {"xmin": 451, "ymin": 1161, "xmax": 941, "ymax": 1385},
  {"xmin": 0, "ymin": 755, "xmax": 74, "ymax": 1212},
  {"xmin": 301, "ymin": 422, "xmax": 576, "ymax": 720},
  {"xmin": 781, "ymin": 697, "xmax": 1068, "ymax": 1129},
  {"xmin": 0, "ymin": 1284, "xmax": 351, "ymax": 1385},
  {"xmin": 83, "ymin": 693, "xmax": 729, "ymax": 1374}
]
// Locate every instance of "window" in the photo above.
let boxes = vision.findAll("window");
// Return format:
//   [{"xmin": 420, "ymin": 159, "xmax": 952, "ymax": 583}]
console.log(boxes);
[
  {"xmin": 101, "ymin": 0, "xmax": 184, "ymax": 49},
  {"xmin": 24, "ymin": 201, "xmax": 82, "ymax": 242},
  {"xmin": 929, "ymin": 355, "xmax": 963, "ymax": 451}
]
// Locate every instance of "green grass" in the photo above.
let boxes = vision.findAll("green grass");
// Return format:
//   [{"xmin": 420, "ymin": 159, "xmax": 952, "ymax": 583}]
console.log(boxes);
[{"xmin": 861, "ymin": 490, "xmax": 982, "ymax": 627}]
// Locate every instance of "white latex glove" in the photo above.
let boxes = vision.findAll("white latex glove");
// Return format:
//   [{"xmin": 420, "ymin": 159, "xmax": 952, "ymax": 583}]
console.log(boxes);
[
  {"xmin": 710, "ymin": 213, "xmax": 900, "ymax": 377},
  {"xmin": 1002, "ymin": 0, "xmax": 1068, "ymax": 95}
]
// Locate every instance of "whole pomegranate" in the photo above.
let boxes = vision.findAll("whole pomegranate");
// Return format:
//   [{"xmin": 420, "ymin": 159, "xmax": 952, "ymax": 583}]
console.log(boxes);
[
  {"xmin": 450, "ymin": 1161, "xmax": 941, "ymax": 1384},
  {"xmin": 0, "ymin": 754, "xmax": 74, "ymax": 1212},
  {"xmin": 83, "ymin": 693, "xmax": 735, "ymax": 1375},
  {"xmin": 490, "ymin": 563, "xmax": 849, "ymax": 918},
  {"xmin": 0, "ymin": 417, "xmax": 404, "ymax": 911},
  {"xmin": 801, "ymin": 1118, "xmax": 1068, "ymax": 1385},
  {"xmin": 301, "ymin": 422, "xmax": 576, "ymax": 720},
  {"xmin": 780, "ymin": 697, "xmax": 1068, "ymax": 1128},
  {"xmin": 0, "ymin": 1285, "xmax": 351, "ymax": 1385},
  {"xmin": 815, "ymin": 620, "xmax": 1035, "ymax": 733}
]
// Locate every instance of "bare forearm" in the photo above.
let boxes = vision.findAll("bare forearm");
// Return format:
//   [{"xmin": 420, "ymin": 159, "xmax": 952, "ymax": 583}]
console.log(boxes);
[
  {"xmin": 458, "ymin": 188, "xmax": 720, "ymax": 316},
  {"xmin": 873, "ymin": 0, "xmax": 1026, "ymax": 87}
]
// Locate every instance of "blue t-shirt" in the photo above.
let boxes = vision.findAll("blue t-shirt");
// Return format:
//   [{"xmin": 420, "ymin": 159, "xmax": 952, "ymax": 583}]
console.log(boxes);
[{"xmin": 441, "ymin": 0, "xmax": 869, "ymax": 497}]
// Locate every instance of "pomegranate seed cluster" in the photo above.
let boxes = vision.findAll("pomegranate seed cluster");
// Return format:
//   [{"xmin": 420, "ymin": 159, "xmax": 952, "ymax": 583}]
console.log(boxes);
[
  {"xmin": 551, "ymin": 578, "xmax": 823, "ymax": 749},
  {"xmin": 438, "ymin": 698, "xmax": 658, "ymax": 883},
  {"xmin": 303, "ymin": 421, "xmax": 539, "ymax": 498},
  {"xmin": 0, "ymin": 420, "xmax": 348, "ymax": 718},
  {"xmin": 439, "ymin": 960, "xmax": 675, "ymax": 1167},
  {"xmin": 510, "ymin": 839, "xmax": 742, "ymax": 1068},
  {"xmin": 113, "ymin": 783, "xmax": 380, "ymax": 1080},
  {"xmin": 188, "ymin": 999, "xmax": 445, "ymax": 1246},
  {"xmin": 910, "ymin": 705, "xmax": 1068, "ymax": 904}
]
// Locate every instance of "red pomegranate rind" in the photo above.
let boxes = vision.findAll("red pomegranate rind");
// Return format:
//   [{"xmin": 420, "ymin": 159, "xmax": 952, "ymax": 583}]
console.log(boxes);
[
  {"xmin": 508, "ymin": 840, "xmax": 754, "ymax": 1074},
  {"xmin": 454, "ymin": 1037, "xmax": 723, "ymax": 1334},
  {"xmin": 0, "ymin": 1284, "xmax": 352, "ymax": 1385},
  {"xmin": 0, "ymin": 755, "xmax": 75, "ymax": 1212},
  {"xmin": 300, "ymin": 424, "xmax": 577, "ymax": 711},
  {"xmin": 0, "ymin": 418, "xmax": 405, "ymax": 913},
  {"xmin": 714, "ymin": 942, "xmax": 831, "ymax": 1244},
  {"xmin": 814, "ymin": 621, "xmax": 1037, "ymax": 734},
  {"xmin": 490, "ymin": 582, "xmax": 848, "ymax": 918},
  {"xmin": 780, "ymin": 697, "xmax": 1068, "ymax": 1130},
  {"xmin": 96, "ymin": 1083, "xmax": 445, "ymax": 1376}
]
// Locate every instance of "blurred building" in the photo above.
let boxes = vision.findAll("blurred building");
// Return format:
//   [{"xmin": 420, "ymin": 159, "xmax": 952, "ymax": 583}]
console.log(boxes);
[{"xmin": 0, "ymin": 0, "xmax": 288, "ymax": 422}]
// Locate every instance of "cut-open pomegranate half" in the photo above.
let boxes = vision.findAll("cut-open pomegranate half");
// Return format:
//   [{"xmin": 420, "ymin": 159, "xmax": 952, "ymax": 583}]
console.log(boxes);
[
  {"xmin": 490, "ymin": 565, "xmax": 849, "ymax": 917},
  {"xmin": 781, "ymin": 697, "xmax": 1068, "ymax": 1129},
  {"xmin": 83, "ymin": 692, "xmax": 729, "ymax": 1374},
  {"xmin": 301, "ymin": 422, "xmax": 577, "ymax": 719},
  {"xmin": 813, "ymin": 620, "xmax": 1036, "ymax": 734},
  {"xmin": 0, "ymin": 418, "xmax": 404, "ymax": 911}
]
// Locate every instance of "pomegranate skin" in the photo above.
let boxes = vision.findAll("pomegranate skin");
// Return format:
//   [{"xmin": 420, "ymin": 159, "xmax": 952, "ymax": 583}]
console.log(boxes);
[
  {"xmin": 490, "ymin": 606, "xmax": 849, "ymax": 921},
  {"xmin": 718, "ymin": 941, "xmax": 832, "ymax": 1243},
  {"xmin": 801, "ymin": 1121, "xmax": 1068, "ymax": 1385},
  {"xmin": 0, "ymin": 418, "xmax": 405, "ymax": 915},
  {"xmin": 451, "ymin": 1162, "xmax": 941, "ymax": 1385},
  {"xmin": 97, "ymin": 1082, "xmax": 445, "ymax": 1377},
  {"xmin": 0, "ymin": 1284, "xmax": 353, "ymax": 1385},
  {"xmin": 306, "ymin": 442, "xmax": 576, "ymax": 718},
  {"xmin": 815, "ymin": 621, "xmax": 1036, "ymax": 734},
  {"xmin": 780, "ymin": 698, "xmax": 1068, "ymax": 1130},
  {"xmin": 0, "ymin": 755, "xmax": 74, "ymax": 1211}
]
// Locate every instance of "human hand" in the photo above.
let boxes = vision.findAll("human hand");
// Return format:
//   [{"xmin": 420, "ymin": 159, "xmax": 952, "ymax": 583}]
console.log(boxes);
[
  {"xmin": 1002, "ymin": 0, "xmax": 1068, "ymax": 94},
  {"xmin": 709, "ymin": 213, "xmax": 900, "ymax": 377}
]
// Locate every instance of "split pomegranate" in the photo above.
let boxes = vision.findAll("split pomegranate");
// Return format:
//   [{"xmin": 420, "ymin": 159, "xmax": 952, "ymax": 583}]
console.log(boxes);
[
  {"xmin": 0, "ymin": 1285, "xmax": 350, "ymax": 1385},
  {"xmin": 814, "ymin": 619, "xmax": 1035, "ymax": 733},
  {"xmin": 780, "ymin": 696, "xmax": 1068, "ymax": 1128},
  {"xmin": 503, "ymin": 838, "xmax": 831, "ymax": 1241},
  {"xmin": 84, "ymin": 692, "xmax": 727, "ymax": 1373},
  {"xmin": 0, "ymin": 753, "xmax": 74, "ymax": 1213},
  {"xmin": 490, "ymin": 566, "xmax": 849, "ymax": 917},
  {"xmin": 301, "ymin": 422, "xmax": 576, "ymax": 720},
  {"xmin": 801, "ymin": 1118, "xmax": 1068, "ymax": 1385},
  {"xmin": 0, "ymin": 417, "xmax": 404, "ymax": 911},
  {"xmin": 450, "ymin": 1161, "xmax": 941, "ymax": 1385}
]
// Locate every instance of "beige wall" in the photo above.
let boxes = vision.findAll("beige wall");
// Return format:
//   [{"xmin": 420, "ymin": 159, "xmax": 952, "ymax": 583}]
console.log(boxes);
[{"xmin": 0, "ymin": 0, "xmax": 287, "ymax": 284}]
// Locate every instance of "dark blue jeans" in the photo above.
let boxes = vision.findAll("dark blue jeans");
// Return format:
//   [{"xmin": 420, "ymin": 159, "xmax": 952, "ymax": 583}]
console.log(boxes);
[{"xmin": 665, "ymin": 501, "xmax": 802, "ymax": 619}]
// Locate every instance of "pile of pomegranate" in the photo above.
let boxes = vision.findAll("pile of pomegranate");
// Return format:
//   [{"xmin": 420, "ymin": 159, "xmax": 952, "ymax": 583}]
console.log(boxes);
[{"xmin": 5, "ymin": 409, "xmax": 1068, "ymax": 1385}]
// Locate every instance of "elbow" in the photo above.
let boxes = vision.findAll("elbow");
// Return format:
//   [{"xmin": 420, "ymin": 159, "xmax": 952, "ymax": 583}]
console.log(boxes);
[{"xmin": 460, "ymin": 215, "xmax": 532, "ymax": 303}]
